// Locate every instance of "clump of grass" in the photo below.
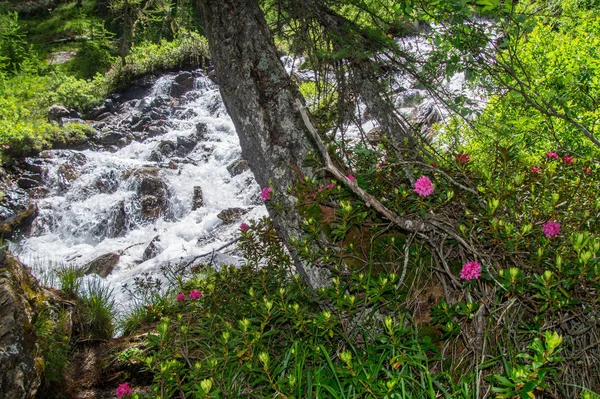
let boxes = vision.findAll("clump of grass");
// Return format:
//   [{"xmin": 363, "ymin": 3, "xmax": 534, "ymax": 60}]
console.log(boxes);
[
  {"xmin": 79, "ymin": 277, "xmax": 116, "ymax": 340},
  {"xmin": 55, "ymin": 263, "xmax": 83, "ymax": 299}
]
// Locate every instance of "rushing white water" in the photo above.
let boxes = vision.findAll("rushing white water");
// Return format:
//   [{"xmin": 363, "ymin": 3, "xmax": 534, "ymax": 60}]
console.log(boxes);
[{"xmin": 12, "ymin": 74, "xmax": 267, "ymax": 309}]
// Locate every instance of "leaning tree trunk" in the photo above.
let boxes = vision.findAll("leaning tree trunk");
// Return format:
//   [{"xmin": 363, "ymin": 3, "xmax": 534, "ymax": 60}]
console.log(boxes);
[{"xmin": 197, "ymin": 0, "xmax": 330, "ymax": 289}]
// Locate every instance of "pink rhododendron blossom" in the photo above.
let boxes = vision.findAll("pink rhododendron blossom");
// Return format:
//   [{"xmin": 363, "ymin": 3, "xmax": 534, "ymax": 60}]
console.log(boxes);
[
  {"xmin": 414, "ymin": 176, "xmax": 434, "ymax": 197},
  {"xmin": 326, "ymin": 183, "xmax": 335, "ymax": 190},
  {"xmin": 562, "ymin": 155, "xmax": 574, "ymax": 164},
  {"xmin": 318, "ymin": 187, "xmax": 323, "ymax": 192},
  {"xmin": 376, "ymin": 163, "xmax": 382, "ymax": 169},
  {"xmin": 455, "ymin": 153, "xmax": 470, "ymax": 164},
  {"xmin": 546, "ymin": 152, "xmax": 559, "ymax": 159},
  {"xmin": 310, "ymin": 193, "xmax": 317, "ymax": 199},
  {"xmin": 261, "ymin": 187, "xmax": 273, "ymax": 201},
  {"xmin": 347, "ymin": 174, "xmax": 356, "ymax": 182},
  {"xmin": 583, "ymin": 168, "xmax": 592, "ymax": 175},
  {"xmin": 116, "ymin": 382, "xmax": 133, "ymax": 398},
  {"xmin": 542, "ymin": 221, "xmax": 561, "ymax": 238},
  {"xmin": 176, "ymin": 293, "xmax": 187, "ymax": 302},
  {"xmin": 531, "ymin": 166, "xmax": 542, "ymax": 173},
  {"xmin": 189, "ymin": 290, "xmax": 203, "ymax": 300},
  {"xmin": 460, "ymin": 261, "xmax": 481, "ymax": 281},
  {"xmin": 240, "ymin": 223, "xmax": 249, "ymax": 231}
]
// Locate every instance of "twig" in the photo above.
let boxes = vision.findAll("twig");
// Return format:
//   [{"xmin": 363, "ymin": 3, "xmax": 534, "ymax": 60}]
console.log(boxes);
[
  {"xmin": 296, "ymin": 99, "xmax": 431, "ymax": 234},
  {"xmin": 182, "ymin": 237, "xmax": 240, "ymax": 269}
]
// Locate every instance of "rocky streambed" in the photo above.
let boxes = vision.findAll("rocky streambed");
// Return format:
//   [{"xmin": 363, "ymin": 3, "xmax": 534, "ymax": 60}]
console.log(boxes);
[{"xmin": 2, "ymin": 70, "xmax": 267, "ymax": 311}]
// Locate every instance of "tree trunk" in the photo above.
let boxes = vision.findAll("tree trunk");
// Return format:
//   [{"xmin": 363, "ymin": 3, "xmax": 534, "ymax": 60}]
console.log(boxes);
[{"xmin": 197, "ymin": 0, "xmax": 330, "ymax": 289}]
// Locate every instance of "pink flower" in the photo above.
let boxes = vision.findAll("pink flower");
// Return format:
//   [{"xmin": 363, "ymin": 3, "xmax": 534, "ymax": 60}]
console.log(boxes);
[
  {"xmin": 562, "ymin": 155, "xmax": 574, "ymax": 164},
  {"xmin": 583, "ymin": 167, "xmax": 592, "ymax": 175},
  {"xmin": 542, "ymin": 221, "xmax": 560, "ymax": 238},
  {"xmin": 431, "ymin": 163, "xmax": 437, "ymax": 169},
  {"xmin": 146, "ymin": 305, "xmax": 152, "ymax": 310},
  {"xmin": 318, "ymin": 187, "xmax": 323, "ymax": 192},
  {"xmin": 455, "ymin": 153, "xmax": 470, "ymax": 164},
  {"xmin": 261, "ymin": 187, "xmax": 273, "ymax": 201},
  {"xmin": 176, "ymin": 293, "xmax": 187, "ymax": 302},
  {"xmin": 531, "ymin": 166, "xmax": 542, "ymax": 173},
  {"xmin": 376, "ymin": 163, "xmax": 382, "ymax": 169},
  {"xmin": 310, "ymin": 193, "xmax": 317, "ymax": 199},
  {"xmin": 414, "ymin": 176, "xmax": 434, "ymax": 197},
  {"xmin": 546, "ymin": 152, "xmax": 559, "ymax": 160},
  {"xmin": 326, "ymin": 183, "xmax": 335, "ymax": 190},
  {"xmin": 240, "ymin": 223, "xmax": 249, "ymax": 231},
  {"xmin": 347, "ymin": 174, "xmax": 356, "ymax": 182},
  {"xmin": 116, "ymin": 382, "xmax": 133, "ymax": 398},
  {"xmin": 189, "ymin": 290, "xmax": 203, "ymax": 300},
  {"xmin": 460, "ymin": 261, "xmax": 481, "ymax": 281}
]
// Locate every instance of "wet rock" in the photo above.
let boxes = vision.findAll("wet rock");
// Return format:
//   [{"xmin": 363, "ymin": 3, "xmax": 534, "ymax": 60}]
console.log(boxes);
[
  {"xmin": 110, "ymin": 200, "xmax": 127, "ymax": 236},
  {"xmin": 0, "ymin": 203, "xmax": 37, "ymax": 238},
  {"xmin": 57, "ymin": 163, "xmax": 79, "ymax": 190},
  {"xmin": 104, "ymin": 99, "xmax": 116, "ymax": 113},
  {"xmin": 127, "ymin": 169, "xmax": 170, "ymax": 221},
  {"xmin": 170, "ymin": 72, "xmax": 194, "ymax": 98},
  {"xmin": 148, "ymin": 150, "xmax": 163, "ymax": 163},
  {"xmin": 196, "ymin": 122, "xmax": 208, "ymax": 139},
  {"xmin": 17, "ymin": 174, "xmax": 43, "ymax": 189},
  {"xmin": 217, "ymin": 208, "xmax": 248, "ymax": 224},
  {"xmin": 98, "ymin": 132, "xmax": 126, "ymax": 146},
  {"xmin": 157, "ymin": 141, "xmax": 176, "ymax": 156},
  {"xmin": 227, "ymin": 159, "xmax": 250, "ymax": 176},
  {"xmin": 0, "ymin": 250, "xmax": 42, "ymax": 399},
  {"xmin": 142, "ymin": 236, "xmax": 163, "ymax": 261},
  {"xmin": 96, "ymin": 112, "xmax": 113, "ymax": 121},
  {"xmin": 140, "ymin": 195, "xmax": 168, "ymax": 220},
  {"xmin": 192, "ymin": 186, "xmax": 204, "ymax": 210},
  {"xmin": 56, "ymin": 152, "xmax": 87, "ymax": 191},
  {"xmin": 86, "ymin": 104, "xmax": 108, "ymax": 120},
  {"xmin": 176, "ymin": 135, "xmax": 197, "ymax": 156},
  {"xmin": 82, "ymin": 252, "xmax": 120, "ymax": 277},
  {"xmin": 131, "ymin": 117, "xmax": 150, "ymax": 132},
  {"xmin": 48, "ymin": 104, "xmax": 71, "ymax": 124},
  {"xmin": 95, "ymin": 170, "xmax": 120, "ymax": 194},
  {"xmin": 147, "ymin": 126, "xmax": 166, "ymax": 138}
]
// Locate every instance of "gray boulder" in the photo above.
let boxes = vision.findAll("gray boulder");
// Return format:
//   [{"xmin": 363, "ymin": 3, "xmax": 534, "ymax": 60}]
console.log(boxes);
[
  {"xmin": 0, "ymin": 250, "xmax": 42, "ymax": 399},
  {"xmin": 81, "ymin": 252, "xmax": 120, "ymax": 277}
]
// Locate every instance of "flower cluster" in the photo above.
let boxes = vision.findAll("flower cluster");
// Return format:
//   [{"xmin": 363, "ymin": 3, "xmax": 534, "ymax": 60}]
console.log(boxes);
[
  {"xmin": 240, "ymin": 223, "xmax": 249, "ymax": 232},
  {"xmin": 455, "ymin": 153, "xmax": 470, "ymax": 164},
  {"xmin": 542, "ymin": 221, "xmax": 561, "ymax": 238},
  {"xmin": 531, "ymin": 166, "xmax": 542, "ymax": 173},
  {"xmin": 176, "ymin": 290, "xmax": 203, "ymax": 302},
  {"xmin": 189, "ymin": 290, "xmax": 203, "ymax": 300},
  {"xmin": 546, "ymin": 151, "xmax": 559, "ymax": 159},
  {"xmin": 460, "ymin": 261, "xmax": 481, "ymax": 281},
  {"xmin": 116, "ymin": 382, "xmax": 133, "ymax": 398},
  {"xmin": 347, "ymin": 174, "xmax": 356, "ymax": 182},
  {"xmin": 261, "ymin": 187, "xmax": 273, "ymax": 201},
  {"xmin": 414, "ymin": 176, "xmax": 434, "ymax": 197}
]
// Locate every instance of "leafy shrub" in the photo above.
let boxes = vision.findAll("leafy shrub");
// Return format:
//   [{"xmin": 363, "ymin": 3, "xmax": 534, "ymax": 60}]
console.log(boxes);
[
  {"xmin": 104, "ymin": 29, "xmax": 209, "ymax": 91},
  {"xmin": 0, "ymin": 11, "xmax": 28, "ymax": 73}
]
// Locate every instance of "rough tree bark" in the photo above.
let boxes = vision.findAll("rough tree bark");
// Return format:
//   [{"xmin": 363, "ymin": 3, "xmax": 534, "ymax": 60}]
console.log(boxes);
[{"xmin": 197, "ymin": 0, "xmax": 330, "ymax": 289}]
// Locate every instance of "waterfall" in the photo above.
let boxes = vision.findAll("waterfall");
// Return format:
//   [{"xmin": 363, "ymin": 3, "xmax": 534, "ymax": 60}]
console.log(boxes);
[{"xmin": 12, "ymin": 73, "xmax": 267, "ymax": 309}]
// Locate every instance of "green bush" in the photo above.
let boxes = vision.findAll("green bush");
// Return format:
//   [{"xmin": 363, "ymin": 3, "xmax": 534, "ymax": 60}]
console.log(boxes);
[{"xmin": 105, "ymin": 29, "xmax": 209, "ymax": 92}]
